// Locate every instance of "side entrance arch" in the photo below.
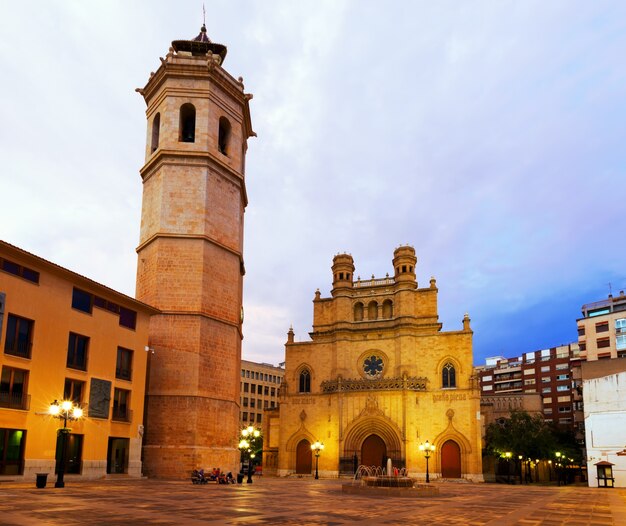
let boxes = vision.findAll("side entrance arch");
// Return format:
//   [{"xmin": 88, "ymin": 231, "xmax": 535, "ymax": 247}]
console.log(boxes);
[
  {"xmin": 361, "ymin": 434, "xmax": 387, "ymax": 468},
  {"xmin": 441, "ymin": 440, "xmax": 461, "ymax": 478},
  {"xmin": 296, "ymin": 439, "xmax": 312, "ymax": 474}
]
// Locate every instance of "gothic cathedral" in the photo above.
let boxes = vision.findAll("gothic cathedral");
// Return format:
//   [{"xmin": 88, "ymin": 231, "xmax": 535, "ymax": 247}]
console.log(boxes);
[
  {"xmin": 264, "ymin": 247, "xmax": 483, "ymax": 481},
  {"xmin": 135, "ymin": 26, "xmax": 254, "ymax": 477}
]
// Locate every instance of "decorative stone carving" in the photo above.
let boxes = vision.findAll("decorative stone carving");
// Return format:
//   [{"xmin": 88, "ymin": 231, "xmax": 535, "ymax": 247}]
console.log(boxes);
[
  {"xmin": 320, "ymin": 375, "xmax": 428, "ymax": 393},
  {"xmin": 88, "ymin": 378, "xmax": 111, "ymax": 419},
  {"xmin": 359, "ymin": 395, "xmax": 384, "ymax": 418}
]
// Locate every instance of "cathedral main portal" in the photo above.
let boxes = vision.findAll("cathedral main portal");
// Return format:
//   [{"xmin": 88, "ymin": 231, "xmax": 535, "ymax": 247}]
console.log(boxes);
[{"xmin": 361, "ymin": 434, "xmax": 387, "ymax": 468}]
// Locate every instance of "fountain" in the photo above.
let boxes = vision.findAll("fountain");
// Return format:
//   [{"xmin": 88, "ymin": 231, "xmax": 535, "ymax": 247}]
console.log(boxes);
[{"xmin": 341, "ymin": 461, "xmax": 440, "ymax": 497}]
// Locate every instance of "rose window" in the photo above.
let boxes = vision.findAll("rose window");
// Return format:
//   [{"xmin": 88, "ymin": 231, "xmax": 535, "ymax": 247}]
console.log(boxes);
[{"xmin": 363, "ymin": 355, "xmax": 384, "ymax": 377}]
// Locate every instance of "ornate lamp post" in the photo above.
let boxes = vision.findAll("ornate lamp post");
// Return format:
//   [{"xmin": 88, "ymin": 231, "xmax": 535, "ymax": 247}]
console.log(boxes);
[
  {"xmin": 311, "ymin": 441, "xmax": 324, "ymax": 479},
  {"xmin": 239, "ymin": 425, "xmax": 261, "ymax": 484},
  {"xmin": 48, "ymin": 400, "xmax": 83, "ymax": 488},
  {"xmin": 419, "ymin": 440, "xmax": 436, "ymax": 483}
]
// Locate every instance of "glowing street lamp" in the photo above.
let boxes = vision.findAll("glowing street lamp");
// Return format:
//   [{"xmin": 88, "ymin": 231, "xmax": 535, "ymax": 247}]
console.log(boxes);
[
  {"xmin": 311, "ymin": 441, "xmax": 324, "ymax": 480},
  {"xmin": 48, "ymin": 400, "xmax": 83, "ymax": 488},
  {"xmin": 239, "ymin": 425, "xmax": 261, "ymax": 484},
  {"xmin": 419, "ymin": 440, "xmax": 436, "ymax": 483},
  {"xmin": 555, "ymin": 451, "xmax": 564, "ymax": 486}
]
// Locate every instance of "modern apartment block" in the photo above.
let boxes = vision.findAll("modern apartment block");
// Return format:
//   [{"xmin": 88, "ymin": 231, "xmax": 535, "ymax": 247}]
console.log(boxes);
[
  {"xmin": 477, "ymin": 343, "xmax": 583, "ymax": 438},
  {"xmin": 240, "ymin": 360, "xmax": 284, "ymax": 427},
  {"xmin": 577, "ymin": 291, "xmax": 626, "ymax": 361},
  {"xmin": 0, "ymin": 240, "xmax": 157, "ymax": 480}
]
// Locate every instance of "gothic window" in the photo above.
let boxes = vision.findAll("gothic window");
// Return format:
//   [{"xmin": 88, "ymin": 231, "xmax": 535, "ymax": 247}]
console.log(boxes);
[
  {"xmin": 179, "ymin": 103, "xmax": 196, "ymax": 143},
  {"xmin": 151, "ymin": 112, "xmax": 160, "ymax": 153},
  {"xmin": 382, "ymin": 299, "xmax": 393, "ymax": 319},
  {"xmin": 299, "ymin": 369, "xmax": 311, "ymax": 393},
  {"xmin": 442, "ymin": 362, "xmax": 456, "ymax": 388},
  {"xmin": 368, "ymin": 301, "xmax": 378, "ymax": 320},
  {"xmin": 218, "ymin": 116, "xmax": 231, "ymax": 154},
  {"xmin": 354, "ymin": 302, "xmax": 364, "ymax": 321}
]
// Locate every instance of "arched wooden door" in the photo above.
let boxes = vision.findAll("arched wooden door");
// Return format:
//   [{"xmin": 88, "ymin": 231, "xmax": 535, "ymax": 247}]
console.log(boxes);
[
  {"xmin": 295, "ymin": 439, "xmax": 312, "ymax": 474},
  {"xmin": 361, "ymin": 434, "xmax": 386, "ymax": 467},
  {"xmin": 441, "ymin": 440, "xmax": 461, "ymax": 478}
]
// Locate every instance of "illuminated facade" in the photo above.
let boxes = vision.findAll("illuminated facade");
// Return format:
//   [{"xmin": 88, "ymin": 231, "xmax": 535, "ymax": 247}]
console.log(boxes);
[
  {"xmin": 264, "ymin": 247, "xmax": 483, "ymax": 480},
  {"xmin": 0, "ymin": 240, "xmax": 156, "ymax": 480}
]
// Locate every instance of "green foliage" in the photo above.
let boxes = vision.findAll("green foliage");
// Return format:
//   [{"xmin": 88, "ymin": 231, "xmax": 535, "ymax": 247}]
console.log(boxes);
[{"xmin": 485, "ymin": 411, "xmax": 559, "ymax": 460}]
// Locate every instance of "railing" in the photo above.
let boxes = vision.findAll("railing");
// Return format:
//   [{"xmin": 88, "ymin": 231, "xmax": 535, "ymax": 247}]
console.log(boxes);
[
  {"xmin": 353, "ymin": 277, "xmax": 395, "ymax": 288},
  {"xmin": 493, "ymin": 374, "xmax": 522, "ymax": 383},
  {"xmin": 494, "ymin": 383, "xmax": 522, "ymax": 392},
  {"xmin": 111, "ymin": 408, "xmax": 133, "ymax": 423},
  {"xmin": 3, "ymin": 340, "xmax": 32, "ymax": 358},
  {"xmin": 115, "ymin": 368, "xmax": 132, "ymax": 381},
  {"xmin": 321, "ymin": 376, "xmax": 427, "ymax": 393},
  {"xmin": 0, "ymin": 391, "xmax": 30, "ymax": 410}
]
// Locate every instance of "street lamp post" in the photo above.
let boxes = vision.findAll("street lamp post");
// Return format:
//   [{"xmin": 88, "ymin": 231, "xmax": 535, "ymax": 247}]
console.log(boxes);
[
  {"xmin": 518, "ymin": 455, "xmax": 524, "ymax": 484},
  {"xmin": 239, "ymin": 425, "xmax": 261, "ymax": 484},
  {"xmin": 48, "ymin": 400, "xmax": 83, "ymax": 488},
  {"xmin": 419, "ymin": 440, "xmax": 436, "ymax": 483},
  {"xmin": 555, "ymin": 451, "xmax": 563, "ymax": 486},
  {"xmin": 311, "ymin": 441, "xmax": 324, "ymax": 479},
  {"xmin": 504, "ymin": 452, "xmax": 512, "ymax": 484}
]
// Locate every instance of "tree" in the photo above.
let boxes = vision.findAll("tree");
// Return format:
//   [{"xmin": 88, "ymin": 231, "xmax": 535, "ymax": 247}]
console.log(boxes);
[{"xmin": 485, "ymin": 411, "xmax": 557, "ymax": 460}]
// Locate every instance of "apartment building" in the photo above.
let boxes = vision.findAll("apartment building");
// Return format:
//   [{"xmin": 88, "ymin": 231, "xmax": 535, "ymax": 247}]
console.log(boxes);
[
  {"xmin": 577, "ymin": 291, "xmax": 626, "ymax": 361},
  {"xmin": 478, "ymin": 343, "xmax": 583, "ymax": 438},
  {"xmin": 240, "ymin": 360, "xmax": 284, "ymax": 427},
  {"xmin": 0, "ymin": 240, "xmax": 158, "ymax": 480}
]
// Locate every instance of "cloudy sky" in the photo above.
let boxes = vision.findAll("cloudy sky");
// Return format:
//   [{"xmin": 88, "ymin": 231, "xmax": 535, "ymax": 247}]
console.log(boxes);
[{"xmin": 1, "ymin": 1, "xmax": 625, "ymax": 366}]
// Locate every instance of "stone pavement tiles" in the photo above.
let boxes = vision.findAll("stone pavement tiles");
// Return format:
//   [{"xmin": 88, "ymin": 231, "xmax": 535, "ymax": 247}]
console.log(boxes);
[{"xmin": 0, "ymin": 478, "xmax": 625, "ymax": 525}]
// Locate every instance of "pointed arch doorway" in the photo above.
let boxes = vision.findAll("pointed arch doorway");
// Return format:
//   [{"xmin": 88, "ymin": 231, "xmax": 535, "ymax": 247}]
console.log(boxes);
[
  {"xmin": 361, "ymin": 434, "xmax": 387, "ymax": 468},
  {"xmin": 296, "ymin": 439, "xmax": 312, "ymax": 474},
  {"xmin": 441, "ymin": 440, "xmax": 461, "ymax": 478}
]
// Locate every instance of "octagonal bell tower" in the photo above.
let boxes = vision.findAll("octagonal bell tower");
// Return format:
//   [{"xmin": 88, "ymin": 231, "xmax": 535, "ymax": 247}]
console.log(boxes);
[{"xmin": 135, "ymin": 24, "xmax": 255, "ymax": 478}]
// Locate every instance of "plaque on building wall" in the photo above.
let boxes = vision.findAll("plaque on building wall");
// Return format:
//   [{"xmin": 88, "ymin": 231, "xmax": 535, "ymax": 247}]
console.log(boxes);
[{"xmin": 88, "ymin": 378, "xmax": 111, "ymax": 419}]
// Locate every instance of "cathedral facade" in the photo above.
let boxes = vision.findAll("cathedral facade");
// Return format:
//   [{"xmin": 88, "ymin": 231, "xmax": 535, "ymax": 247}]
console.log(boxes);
[{"xmin": 264, "ymin": 247, "xmax": 483, "ymax": 481}]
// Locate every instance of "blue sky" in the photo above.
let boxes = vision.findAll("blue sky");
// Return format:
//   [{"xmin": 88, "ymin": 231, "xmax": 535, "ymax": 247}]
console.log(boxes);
[{"xmin": 1, "ymin": 1, "xmax": 625, "ymax": 366}]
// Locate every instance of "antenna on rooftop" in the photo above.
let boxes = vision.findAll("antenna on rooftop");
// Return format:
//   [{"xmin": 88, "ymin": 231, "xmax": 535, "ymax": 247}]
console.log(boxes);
[{"xmin": 203, "ymin": 4, "xmax": 206, "ymax": 26}]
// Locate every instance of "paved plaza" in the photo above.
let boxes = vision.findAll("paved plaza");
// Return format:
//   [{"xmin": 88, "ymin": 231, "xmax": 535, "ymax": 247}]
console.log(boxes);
[{"xmin": 0, "ymin": 477, "xmax": 625, "ymax": 525}]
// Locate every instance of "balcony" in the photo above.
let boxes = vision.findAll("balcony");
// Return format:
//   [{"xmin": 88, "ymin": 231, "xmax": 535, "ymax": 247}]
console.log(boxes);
[
  {"xmin": 111, "ymin": 408, "xmax": 133, "ymax": 423},
  {"xmin": 493, "ymin": 373, "xmax": 522, "ymax": 383},
  {"xmin": 494, "ymin": 382, "xmax": 523, "ymax": 393},
  {"xmin": 0, "ymin": 391, "xmax": 30, "ymax": 410},
  {"xmin": 3, "ymin": 340, "xmax": 32, "ymax": 359},
  {"xmin": 353, "ymin": 277, "xmax": 395, "ymax": 288}
]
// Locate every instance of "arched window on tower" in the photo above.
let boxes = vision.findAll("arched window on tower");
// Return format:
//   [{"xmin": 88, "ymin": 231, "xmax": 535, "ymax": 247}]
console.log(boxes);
[
  {"xmin": 354, "ymin": 302, "xmax": 364, "ymax": 321},
  {"xmin": 179, "ymin": 103, "xmax": 196, "ymax": 143},
  {"xmin": 299, "ymin": 369, "xmax": 311, "ymax": 393},
  {"xmin": 368, "ymin": 301, "xmax": 378, "ymax": 320},
  {"xmin": 442, "ymin": 362, "xmax": 456, "ymax": 388},
  {"xmin": 382, "ymin": 299, "xmax": 393, "ymax": 319},
  {"xmin": 151, "ymin": 113, "xmax": 160, "ymax": 153},
  {"xmin": 218, "ymin": 116, "xmax": 231, "ymax": 155}
]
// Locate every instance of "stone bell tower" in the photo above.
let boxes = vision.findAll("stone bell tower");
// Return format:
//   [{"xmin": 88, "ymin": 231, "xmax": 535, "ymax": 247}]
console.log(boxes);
[{"xmin": 135, "ymin": 24, "xmax": 255, "ymax": 478}]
